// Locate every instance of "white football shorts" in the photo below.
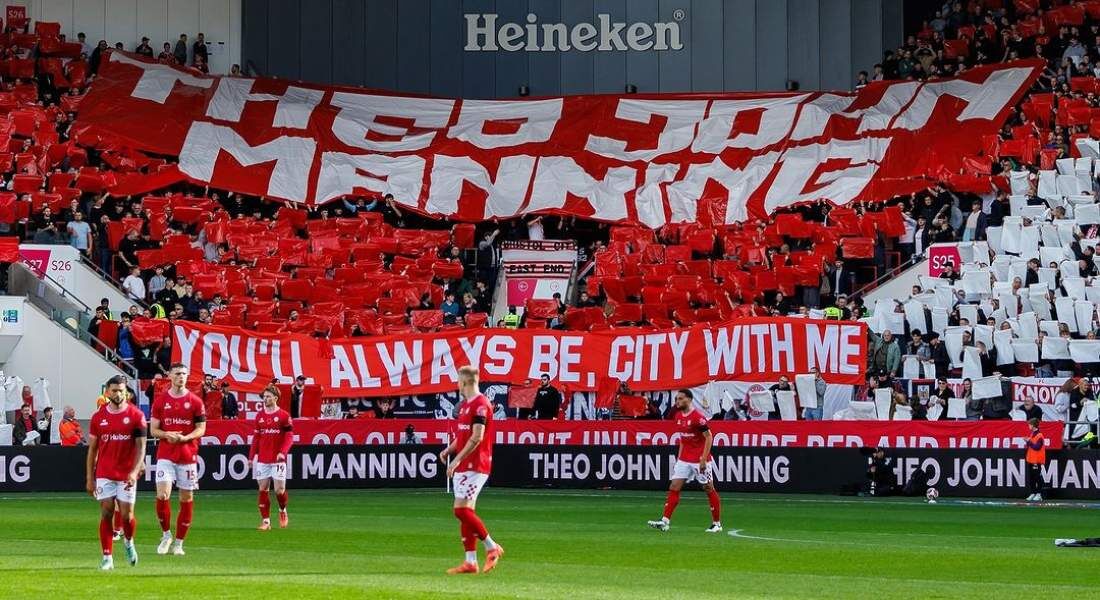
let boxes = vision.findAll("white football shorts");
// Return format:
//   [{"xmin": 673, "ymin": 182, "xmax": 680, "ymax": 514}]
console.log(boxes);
[
  {"xmin": 95, "ymin": 478, "xmax": 137, "ymax": 505},
  {"xmin": 155, "ymin": 459, "xmax": 199, "ymax": 490},
  {"xmin": 671, "ymin": 459, "xmax": 717, "ymax": 484},
  {"xmin": 452, "ymin": 471, "xmax": 489, "ymax": 502}
]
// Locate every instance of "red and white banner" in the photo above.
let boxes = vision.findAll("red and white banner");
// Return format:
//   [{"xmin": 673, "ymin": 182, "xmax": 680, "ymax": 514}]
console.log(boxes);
[
  {"xmin": 172, "ymin": 317, "xmax": 867, "ymax": 397},
  {"xmin": 73, "ymin": 53, "xmax": 1042, "ymax": 227},
  {"xmin": 201, "ymin": 418, "xmax": 1063, "ymax": 450}
]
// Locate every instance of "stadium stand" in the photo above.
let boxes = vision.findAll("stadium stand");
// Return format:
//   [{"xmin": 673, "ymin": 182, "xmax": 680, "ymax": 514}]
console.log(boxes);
[{"xmin": 0, "ymin": 4, "xmax": 1097, "ymax": 443}]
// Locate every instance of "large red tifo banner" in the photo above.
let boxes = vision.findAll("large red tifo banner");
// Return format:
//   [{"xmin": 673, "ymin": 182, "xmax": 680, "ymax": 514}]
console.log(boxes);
[
  {"xmin": 172, "ymin": 318, "xmax": 867, "ymax": 397},
  {"xmin": 74, "ymin": 53, "xmax": 1042, "ymax": 227},
  {"xmin": 201, "ymin": 419, "xmax": 1063, "ymax": 450}
]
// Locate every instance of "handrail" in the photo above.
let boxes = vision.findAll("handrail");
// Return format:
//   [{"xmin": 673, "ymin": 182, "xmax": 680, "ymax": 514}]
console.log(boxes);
[
  {"xmin": 851, "ymin": 255, "xmax": 924, "ymax": 299},
  {"xmin": 79, "ymin": 254, "xmax": 150, "ymax": 310},
  {"xmin": 7, "ymin": 263, "xmax": 139, "ymax": 381}
]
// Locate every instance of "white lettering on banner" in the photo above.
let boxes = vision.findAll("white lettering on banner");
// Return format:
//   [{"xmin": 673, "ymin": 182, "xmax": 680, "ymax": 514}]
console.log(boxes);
[
  {"xmin": 88, "ymin": 58, "xmax": 1041, "ymax": 223},
  {"xmin": 464, "ymin": 13, "xmax": 683, "ymax": 52},
  {"xmin": 693, "ymin": 96, "xmax": 808, "ymax": 152},
  {"xmin": 528, "ymin": 158, "xmax": 634, "ymax": 221},
  {"xmin": 893, "ymin": 67, "xmax": 1035, "ymax": 130},
  {"xmin": 329, "ymin": 93, "xmax": 455, "ymax": 152},
  {"xmin": 110, "ymin": 52, "xmax": 213, "ymax": 103},
  {"xmin": 584, "ymin": 100, "xmax": 707, "ymax": 161},
  {"xmin": 206, "ymin": 77, "xmax": 323, "ymax": 128},
  {"xmin": 314, "ymin": 152, "xmax": 425, "ymax": 205},
  {"xmin": 377, "ymin": 340, "xmax": 423, "ymax": 387},
  {"xmin": 351, "ymin": 345, "xmax": 381, "ymax": 388},
  {"xmin": 174, "ymin": 325, "xmax": 200, "ymax": 372},
  {"xmin": 178, "ymin": 122, "xmax": 316, "ymax": 202},
  {"xmin": 430, "ymin": 339, "xmax": 458, "ymax": 385},
  {"xmin": 484, "ymin": 335, "xmax": 516, "ymax": 376},
  {"xmin": 227, "ymin": 336, "xmax": 258, "ymax": 383},
  {"xmin": 447, "ymin": 99, "xmax": 563, "ymax": 148},
  {"xmin": 763, "ymin": 139, "xmax": 891, "ymax": 214},
  {"xmin": 428, "ymin": 155, "xmax": 536, "ymax": 218},
  {"xmin": 203, "ymin": 332, "xmax": 231, "ymax": 378},
  {"xmin": 331, "ymin": 346, "xmax": 360, "ymax": 388}
]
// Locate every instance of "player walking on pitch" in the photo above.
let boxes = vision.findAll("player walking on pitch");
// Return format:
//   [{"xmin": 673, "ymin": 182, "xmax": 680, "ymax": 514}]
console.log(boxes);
[
  {"xmin": 249, "ymin": 387, "xmax": 294, "ymax": 530},
  {"xmin": 648, "ymin": 389, "xmax": 722, "ymax": 533},
  {"xmin": 85, "ymin": 375, "xmax": 147, "ymax": 570},
  {"xmin": 150, "ymin": 363, "xmax": 206, "ymax": 556},
  {"xmin": 439, "ymin": 366, "xmax": 504, "ymax": 574}
]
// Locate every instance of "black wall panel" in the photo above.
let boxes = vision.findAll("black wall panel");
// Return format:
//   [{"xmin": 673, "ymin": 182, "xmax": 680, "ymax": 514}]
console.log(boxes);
[{"xmin": 242, "ymin": 0, "xmax": 902, "ymax": 97}]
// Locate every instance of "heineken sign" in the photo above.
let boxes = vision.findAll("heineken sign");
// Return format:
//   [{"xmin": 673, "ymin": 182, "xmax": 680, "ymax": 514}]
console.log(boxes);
[{"xmin": 464, "ymin": 13, "xmax": 685, "ymax": 52}]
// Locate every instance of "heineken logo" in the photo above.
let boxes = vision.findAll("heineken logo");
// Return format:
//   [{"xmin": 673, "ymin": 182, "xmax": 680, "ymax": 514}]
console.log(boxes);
[{"xmin": 464, "ymin": 13, "xmax": 685, "ymax": 52}]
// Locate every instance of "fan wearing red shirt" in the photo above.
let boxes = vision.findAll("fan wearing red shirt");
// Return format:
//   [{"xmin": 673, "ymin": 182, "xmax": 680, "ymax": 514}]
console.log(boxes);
[
  {"xmin": 248, "ymin": 387, "xmax": 294, "ymax": 530},
  {"xmin": 438, "ymin": 366, "xmax": 504, "ymax": 575},
  {"xmin": 85, "ymin": 375, "xmax": 147, "ymax": 571},
  {"xmin": 150, "ymin": 363, "xmax": 206, "ymax": 556},
  {"xmin": 648, "ymin": 389, "xmax": 722, "ymax": 533}
]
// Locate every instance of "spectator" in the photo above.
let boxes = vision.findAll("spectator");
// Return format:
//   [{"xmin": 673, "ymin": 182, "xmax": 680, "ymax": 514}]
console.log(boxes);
[
  {"xmin": 192, "ymin": 32, "xmax": 208, "ymax": 66},
  {"xmin": 148, "ymin": 267, "xmax": 168, "ymax": 300},
  {"xmin": 503, "ymin": 306, "xmax": 520, "ymax": 329},
  {"xmin": 372, "ymin": 398, "xmax": 396, "ymax": 419},
  {"xmin": 157, "ymin": 42, "xmax": 175, "ymax": 63},
  {"xmin": 59, "ymin": 406, "xmax": 84, "ymax": 446},
  {"xmin": 927, "ymin": 333, "xmax": 950, "ymax": 377},
  {"xmin": 868, "ymin": 330, "xmax": 901, "ymax": 378},
  {"xmin": 530, "ymin": 374, "xmax": 563, "ymax": 420},
  {"xmin": 1068, "ymin": 378, "xmax": 1094, "ymax": 424},
  {"xmin": 135, "ymin": 36, "xmax": 154, "ymax": 57},
  {"xmin": 1020, "ymin": 396, "xmax": 1043, "ymax": 421},
  {"xmin": 290, "ymin": 375, "xmax": 306, "ymax": 418},
  {"xmin": 401, "ymin": 424, "xmax": 418, "ymax": 444},
  {"xmin": 220, "ymin": 383, "xmax": 239, "ymax": 420},
  {"xmin": 12, "ymin": 405, "xmax": 37, "ymax": 445},
  {"xmin": 440, "ymin": 292, "xmax": 461, "ymax": 323},
  {"xmin": 66, "ymin": 211, "xmax": 92, "ymax": 256},
  {"xmin": 32, "ymin": 222, "xmax": 62, "ymax": 244},
  {"xmin": 803, "ymin": 367, "xmax": 826, "ymax": 421},
  {"xmin": 174, "ymin": 34, "xmax": 188, "ymax": 65},
  {"xmin": 35, "ymin": 407, "xmax": 53, "ymax": 443},
  {"xmin": 117, "ymin": 314, "xmax": 134, "ymax": 361},
  {"xmin": 766, "ymin": 377, "xmax": 792, "ymax": 420},
  {"xmin": 122, "ymin": 266, "xmax": 146, "ymax": 302}
]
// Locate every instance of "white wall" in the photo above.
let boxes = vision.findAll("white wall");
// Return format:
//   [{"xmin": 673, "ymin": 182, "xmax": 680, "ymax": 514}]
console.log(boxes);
[
  {"xmin": 1, "ymin": 298, "xmax": 126, "ymax": 418},
  {"xmin": 11, "ymin": 0, "xmax": 241, "ymax": 75},
  {"xmin": 864, "ymin": 258, "xmax": 929, "ymax": 306}
]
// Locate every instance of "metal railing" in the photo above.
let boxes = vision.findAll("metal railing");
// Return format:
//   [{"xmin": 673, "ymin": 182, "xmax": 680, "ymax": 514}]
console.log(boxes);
[
  {"xmin": 79, "ymin": 254, "xmax": 149, "ymax": 310},
  {"xmin": 1064, "ymin": 419, "xmax": 1099, "ymax": 444},
  {"xmin": 851, "ymin": 254, "xmax": 924, "ymax": 299},
  {"xmin": 7, "ymin": 263, "xmax": 138, "ymax": 381}
]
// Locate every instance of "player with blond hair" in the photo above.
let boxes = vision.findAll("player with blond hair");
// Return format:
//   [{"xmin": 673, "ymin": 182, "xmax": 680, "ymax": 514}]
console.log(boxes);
[{"xmin": 439, "ymin": 366, "xmax": 504, "ymax": 574}]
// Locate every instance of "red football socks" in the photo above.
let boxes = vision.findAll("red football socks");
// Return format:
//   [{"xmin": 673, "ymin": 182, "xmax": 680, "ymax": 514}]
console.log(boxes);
[
  {"xmin": 99, "ymin": 516, "xmax": 113, "ymax": 555},
  {"xmin": 122, "ymin": 513, "xmax": 136, "ymax": 541},
  {"xmin": 707, "ymin": 489, "xmax": 721, "ymax": 522},
  {"xmin": 112, "ymin": 510, "xmax": 123, "ymax": 532},
  {"xmin": 663, "ymin": 490, "xmax": 681, "ymax": 519},
  {"xmin": 258, "ymin": 491, "xmax": 271, "ymax": 519},
  {"xmin": 176, "ymin": 501, "xmax": 193, "ymax": 540},
  {"xmin": 155, "ymin": 498, "xmax": 172, "ymax": 532},
  {"xmin": 275, "ymin": 491, "xmax": 288, "ymax": 511},
  {"xmin": 454, "ymin": 507, "xmax": 489, "ymax": 540},
  {"xmin": 460, "ymin": 521, "xmax": 477, "ymax": 551}
]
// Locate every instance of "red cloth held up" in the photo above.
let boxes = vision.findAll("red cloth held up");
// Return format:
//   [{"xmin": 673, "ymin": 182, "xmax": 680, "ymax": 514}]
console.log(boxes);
[
  {"xmin": 840, "ymin": 237, "xmax": 876, "ymax": 259},
  {"xmin": 508, "ymin": 383, "xmax": 538, "ymax": 409}
]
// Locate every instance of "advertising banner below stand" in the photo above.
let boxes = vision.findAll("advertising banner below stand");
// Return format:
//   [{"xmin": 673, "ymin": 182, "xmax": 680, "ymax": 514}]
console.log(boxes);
[
  {"xmin": 200, "ymin": 419, "xmax": 1064, "ymax": 450},
  {"xmin": 3, "ymin": 445, "xmax": 1097, "ymax": 499}
]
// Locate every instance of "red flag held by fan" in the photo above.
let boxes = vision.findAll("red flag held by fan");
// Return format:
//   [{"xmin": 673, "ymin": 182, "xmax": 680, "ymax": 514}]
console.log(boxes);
[
  {"xmin": 618, "ymin": 394, "xmax": 648, "ymax": 418},
  {"xmin": 508, "ymin": 382, "xmax": 538, "ymax": 410}
]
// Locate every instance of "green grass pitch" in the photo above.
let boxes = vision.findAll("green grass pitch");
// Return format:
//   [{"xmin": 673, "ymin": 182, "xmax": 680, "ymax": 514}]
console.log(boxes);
[{"xmin": 1, "ymin": 488, "xmax": 1097, "ymax": 599}]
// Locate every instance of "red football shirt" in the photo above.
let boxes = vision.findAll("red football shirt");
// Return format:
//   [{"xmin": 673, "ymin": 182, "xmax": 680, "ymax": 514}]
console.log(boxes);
[
  {"xmin": 89, "ymin": 403, "xmax": 147, "ymax": 481},
  {"xmin": 151, "ymin": 390, "xmax": 206, "ymax": 464},
  {"xmin": 455, "ymin": 393, "xmax": 493, "ymax": 474},
  {"xmin": 675, "ymin": 408, "xmax": 710, "ymax": 462},
  {"xmin": 250, "ymin": 408, "xmax": 293, "ymax": 463}
]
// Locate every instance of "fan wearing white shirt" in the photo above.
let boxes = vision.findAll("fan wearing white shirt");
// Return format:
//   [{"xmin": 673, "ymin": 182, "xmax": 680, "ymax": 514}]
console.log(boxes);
[{"xmin": 121, "ymin": 267, "xmax": 146, "ymax": 302}]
